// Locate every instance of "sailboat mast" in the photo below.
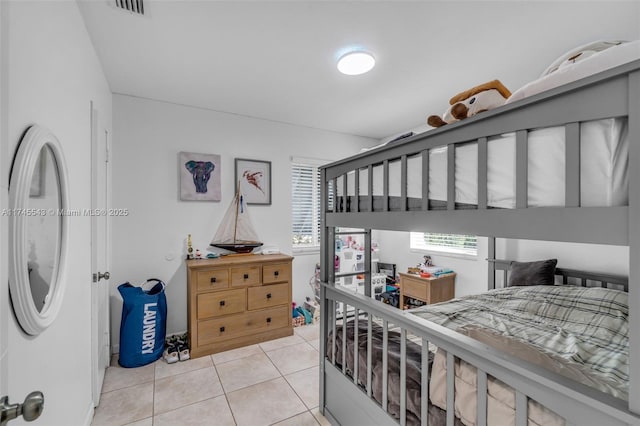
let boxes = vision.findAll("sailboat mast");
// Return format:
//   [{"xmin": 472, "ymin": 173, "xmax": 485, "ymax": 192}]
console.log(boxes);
[{"xmin": 233, "ymin": 183, "xmax": 240, "ymax": 243}]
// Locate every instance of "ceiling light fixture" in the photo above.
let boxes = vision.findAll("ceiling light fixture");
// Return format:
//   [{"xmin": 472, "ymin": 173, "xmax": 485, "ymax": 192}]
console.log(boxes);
[{"xmin": 337, "ymin": 51, "xmax": 375, "ymax": 76}]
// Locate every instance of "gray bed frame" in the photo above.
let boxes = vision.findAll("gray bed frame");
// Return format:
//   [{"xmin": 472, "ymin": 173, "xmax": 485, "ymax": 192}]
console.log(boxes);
[{"xmin": 318, "ymin": 59, "xmax": 640, "ymax": 426}]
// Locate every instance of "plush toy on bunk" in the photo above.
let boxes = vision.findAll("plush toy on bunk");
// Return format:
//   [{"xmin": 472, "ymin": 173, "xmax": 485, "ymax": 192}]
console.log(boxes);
[
  {"xmin": 427, "ymin": 79, "xmax": 512, "ymax": 128},
  {"xmin": 210, "ymin": 185, "xmax": 263, "ymax": 254}
]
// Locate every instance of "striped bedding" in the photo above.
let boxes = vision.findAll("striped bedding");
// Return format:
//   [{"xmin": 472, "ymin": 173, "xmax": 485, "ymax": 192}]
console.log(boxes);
[{"xmin": 410, "ymin": 285, "xmax": 629, "ymax": 399}]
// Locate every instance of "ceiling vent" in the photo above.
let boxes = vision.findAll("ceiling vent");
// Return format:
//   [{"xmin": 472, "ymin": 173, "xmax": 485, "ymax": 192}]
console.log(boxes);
[{"xmin": 115, "ymin": 0, "xmax": 144, "ymax": 16}]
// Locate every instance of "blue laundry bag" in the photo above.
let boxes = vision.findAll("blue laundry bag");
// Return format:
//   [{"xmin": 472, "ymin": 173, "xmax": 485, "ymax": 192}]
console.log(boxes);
[{"xmin": 118, "ymin": 279, "xmax": 167, "ymax": 368}]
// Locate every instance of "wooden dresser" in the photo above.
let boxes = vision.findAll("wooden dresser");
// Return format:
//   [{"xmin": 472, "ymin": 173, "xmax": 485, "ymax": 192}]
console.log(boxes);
[{"xmin": 186, "ymin": 254, "xmax": 294, "ymax": 358}]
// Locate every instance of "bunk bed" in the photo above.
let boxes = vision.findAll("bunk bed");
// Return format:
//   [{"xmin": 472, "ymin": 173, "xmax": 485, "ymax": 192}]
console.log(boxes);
[{"xmin": 318, "ymin": 40, "xmax": 640, "ymax": 426}]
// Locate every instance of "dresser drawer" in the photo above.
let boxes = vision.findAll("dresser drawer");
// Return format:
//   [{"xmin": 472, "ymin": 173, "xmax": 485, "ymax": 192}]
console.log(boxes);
[
  {"xmin": 197, "ymin": 288, "xmax": 246, "ymax": 319},
  {"xmin": 198, "ymin": 305, "xmax": 289, "ymax": 345},
  {"xmin": 196, "ymin": 269, "xmax": 229, "ymax": 292},
  {"xmin": 403, "ymin": 277, "xmax": 428, "ymax": 300},
  {"xmin": 231, "ymin": 266, "xmax": 261, "ymax": 287},
  {"xmin": 247, "ymin": 283, "xmax": 289, "ymax": 310},
  {"xmin": 262, "ymin": 263, "xmax": 291, "ymax": 284}
]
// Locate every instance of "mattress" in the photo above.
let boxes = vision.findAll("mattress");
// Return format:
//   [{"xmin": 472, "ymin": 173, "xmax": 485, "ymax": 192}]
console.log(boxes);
[{"xmin": 340, "ymin": 118, "xmax": 628, "ymax": 208}]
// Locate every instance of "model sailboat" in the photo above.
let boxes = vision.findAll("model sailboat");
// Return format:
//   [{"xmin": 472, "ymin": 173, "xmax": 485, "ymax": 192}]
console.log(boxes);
[{"xmin": 210, "ymin": 185, "xmax": 263, "ymax": 253}]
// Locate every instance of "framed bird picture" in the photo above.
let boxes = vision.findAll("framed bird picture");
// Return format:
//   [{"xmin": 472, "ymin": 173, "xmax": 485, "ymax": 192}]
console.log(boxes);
[{"xmin": 234, "ymin": 158, "xmax": 271, "ymax": 205}]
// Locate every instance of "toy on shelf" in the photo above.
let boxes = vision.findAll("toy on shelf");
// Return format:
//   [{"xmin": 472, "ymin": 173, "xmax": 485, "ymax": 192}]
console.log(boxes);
[
  {"xmin": 186, "ymin": 234, "xmax": 194, "ymax": 260},
  {"xmin": 427, "ymin": 80, "xmax": 512, "ymax": 128},
  {"xmin": 408, "ymin": 255, "xmax": 454, "ymax": 278}
]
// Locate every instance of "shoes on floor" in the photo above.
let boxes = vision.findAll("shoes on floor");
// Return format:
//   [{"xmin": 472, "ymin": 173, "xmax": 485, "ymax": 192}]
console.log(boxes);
[
  {"xmin": 163, "ymin": 333, "xmax": 190, "ymax": 363},
  {"xmin": 163, "ymin": 337, "xmax": 179, "ymax": 364},
  {"xmin": 176, "ymin": 333, "xmax": 190, "ymax": 361}
]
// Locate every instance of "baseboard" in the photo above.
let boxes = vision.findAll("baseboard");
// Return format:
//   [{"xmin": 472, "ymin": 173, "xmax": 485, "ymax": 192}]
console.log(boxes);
[
  {"xmin": 82, "ymin": 400, "xmax": 95, "ymax": 426},
  {"xmin": 112, "ymin": 330, "xmax": 188, "ymax": 355}
]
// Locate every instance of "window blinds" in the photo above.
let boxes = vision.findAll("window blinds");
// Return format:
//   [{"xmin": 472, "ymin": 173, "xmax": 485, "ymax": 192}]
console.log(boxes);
[
  {"xmin": 292, "ymin": 163, "xmax": 321, "ymax": 248},
  {"xmin": 410, "ymin": 232, "xmax": 478, "ymax": 256}
]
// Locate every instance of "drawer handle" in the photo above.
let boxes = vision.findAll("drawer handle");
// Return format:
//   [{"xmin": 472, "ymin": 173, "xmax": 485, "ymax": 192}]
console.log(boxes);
[
  {"xmin": 274, "ymin": 271, "xmax": 279, "ymax": 277},
  {"xmin": 210, "ymin": 277, "xmax": 217, "ymax": 283},
  {"xmin": 243, "ymin": 273, "xmax": 249, "ymax": 279},
  {"xmin": 219, "ymin": 300, "xmax": 225, "ymax": 306},
  {"xmin": 266, "ymin": 293, "xmax": 272, "ymax": 299},
  {"xmin": 266, "ymin": 317, "xmax": 272, "ymax": 323},
  {"xmin": 220, "ymin": 326, "xmax": 225, "ymax": 332}
]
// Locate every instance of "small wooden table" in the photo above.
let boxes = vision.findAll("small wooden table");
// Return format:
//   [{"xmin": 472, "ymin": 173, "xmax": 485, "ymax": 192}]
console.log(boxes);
[{"xmin": 398, "ymin": 272, "xmax": 456, "ymax": 310}]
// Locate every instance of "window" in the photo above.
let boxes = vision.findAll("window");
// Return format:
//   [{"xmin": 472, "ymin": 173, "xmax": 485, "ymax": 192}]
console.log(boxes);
[
  {"xmin": 291, "ymin": 158, "xmax": 331, "ymax": 251},
  {"xmin": 410, "ymin": 232, "xmax": 478, "ymax": 257}
]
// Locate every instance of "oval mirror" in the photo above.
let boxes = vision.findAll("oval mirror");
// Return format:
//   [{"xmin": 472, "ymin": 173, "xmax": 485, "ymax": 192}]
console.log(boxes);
[{"xmin": 9, "ymin": 125, "xmax": 70, "ymax": 335}]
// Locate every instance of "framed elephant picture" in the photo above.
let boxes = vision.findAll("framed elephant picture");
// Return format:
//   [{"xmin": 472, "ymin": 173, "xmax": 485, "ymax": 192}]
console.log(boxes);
[{"xmin": 180, "ymin": 151, "xmax": 221, "ymax": 201}]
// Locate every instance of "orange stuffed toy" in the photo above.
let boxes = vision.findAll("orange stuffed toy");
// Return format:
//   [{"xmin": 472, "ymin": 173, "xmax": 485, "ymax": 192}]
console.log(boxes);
[{"xmin": 427, "ymin": 80, "xmax": 512, "ymax": 128}]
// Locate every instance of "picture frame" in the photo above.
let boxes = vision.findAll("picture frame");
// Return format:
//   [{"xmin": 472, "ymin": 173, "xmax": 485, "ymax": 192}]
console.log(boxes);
[
  {"xmin": 235, "ymin": 158, "xmax": 271, "ymax": 205},
  {"xmin": 180, "ymin": 151, "xmax": 221, "ymax": 201}
]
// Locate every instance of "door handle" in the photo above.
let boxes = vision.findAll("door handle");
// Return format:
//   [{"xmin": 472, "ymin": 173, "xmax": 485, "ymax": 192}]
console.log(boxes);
[
  {"xmin": 1, "ymin": 391, "xmax": 44, "ymax": 425},
  {"xmin": 92, "ymin": 271, "xmax": 111, "ymax": 283}
]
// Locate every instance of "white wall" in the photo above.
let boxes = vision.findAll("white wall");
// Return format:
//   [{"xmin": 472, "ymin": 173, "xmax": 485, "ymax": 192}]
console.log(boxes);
[
  {"xmin": 3, "ymin": 2, "xmax": 112, "ymax": 425},
  {"xmin": 500, "ymin": 239, "xmax": 629, "ymax": 276},
  {"xmin": 111, "ymin": 94, "xmax": 375, "ymax": 348}
]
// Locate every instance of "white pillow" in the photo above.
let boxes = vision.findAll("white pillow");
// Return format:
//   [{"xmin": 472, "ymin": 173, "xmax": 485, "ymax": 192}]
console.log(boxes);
[
  {"xmin": 540, "ymin": 40, "xmax": 627, "ymax": 77},
  {"xmin": 506, "ymin": 39, "xmax": 640, "ymax": 104}
]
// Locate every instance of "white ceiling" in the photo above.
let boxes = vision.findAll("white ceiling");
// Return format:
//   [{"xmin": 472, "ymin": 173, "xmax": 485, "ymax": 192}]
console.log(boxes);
[{"xmin": 78, "ymin": 1, "xmax": 640, "ymax": 140}]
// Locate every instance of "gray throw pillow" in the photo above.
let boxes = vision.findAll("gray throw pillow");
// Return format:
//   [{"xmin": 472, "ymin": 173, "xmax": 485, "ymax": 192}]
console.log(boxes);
[{"xmin": 508, "ymin": 259, "xmax": 558, "ymax": 287}]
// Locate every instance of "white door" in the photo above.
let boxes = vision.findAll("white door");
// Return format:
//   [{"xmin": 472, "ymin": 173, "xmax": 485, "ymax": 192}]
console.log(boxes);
[
  {"xmin": 0, "ymin": 0, "xmax": 8, "ymax": 402},
  {"xmin": 91, "ymin": 104, "xmax": 111, "ymax": 407}
]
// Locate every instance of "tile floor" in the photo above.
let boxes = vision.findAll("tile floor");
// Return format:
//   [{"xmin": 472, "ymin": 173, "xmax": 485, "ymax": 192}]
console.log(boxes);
[{"xmin": 92, "ymin": 323, "xmax": 330, "ymax": 426}]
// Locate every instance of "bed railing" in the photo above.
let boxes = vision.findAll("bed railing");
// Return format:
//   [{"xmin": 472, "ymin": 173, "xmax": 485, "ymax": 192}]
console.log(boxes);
[
  {"xmin": 489, "ymin": 258, "xmax": 630, "ymax": 292},
  {"xmin": 319, "ymin": 283, "xmax": 639, "ymax": 426}
]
